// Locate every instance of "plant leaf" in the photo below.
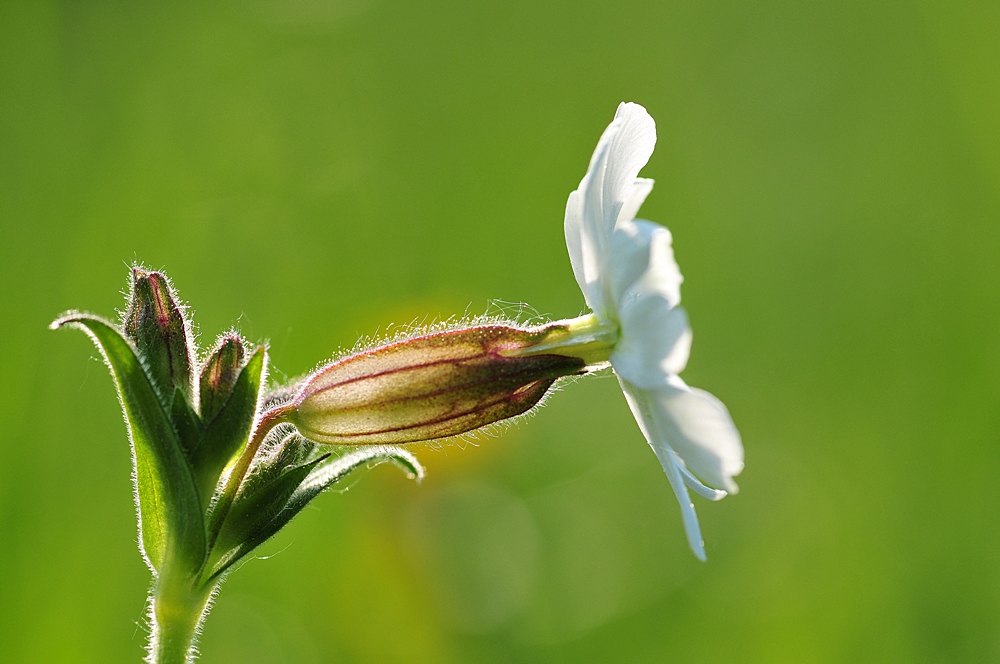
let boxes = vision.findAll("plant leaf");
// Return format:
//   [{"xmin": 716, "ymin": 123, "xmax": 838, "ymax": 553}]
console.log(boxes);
[
  {"xmin": 52, "ymin": 313, "xmax": 206, "ymax": 572},
  {"xmin": 170, "ymin": 387, "xmax": 202, "ymax": 457},
  {"xmin": 191, "ymin": 346, "xmax": 265, "ymax": 509},
  {"xmin": 204, "ymin": 446, "xmax": 423, "ymax": 580},
  {"xmin": 292, "ymin": 446, "xmax": 424, "ymax": 507},
  {"xmin": 206, "ymin": 454, "xmax": 330, "ymax": 577}
]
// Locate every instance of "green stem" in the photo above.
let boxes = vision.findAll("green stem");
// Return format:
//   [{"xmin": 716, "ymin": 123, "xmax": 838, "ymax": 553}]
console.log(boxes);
[{"xmin": 147, "ymin": 563, "xmax": 217, "ymax": 664}]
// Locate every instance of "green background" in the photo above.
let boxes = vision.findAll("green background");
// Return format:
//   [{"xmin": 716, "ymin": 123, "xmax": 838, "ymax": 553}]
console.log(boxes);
[{"xmin": 3, "ymin": 1, "xmax": 999, "ymax": 661}]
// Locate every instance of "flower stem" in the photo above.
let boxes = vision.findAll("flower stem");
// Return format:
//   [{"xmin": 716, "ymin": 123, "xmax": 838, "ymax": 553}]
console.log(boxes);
[{"xmin": 147, "ymin": 563, "xmax": 217, "ymax": 664}]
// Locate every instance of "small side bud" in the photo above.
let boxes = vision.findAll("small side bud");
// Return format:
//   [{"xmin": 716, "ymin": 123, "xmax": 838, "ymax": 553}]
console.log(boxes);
[
  {"xmin": 288, "ymin": 325, "xmax": 587, "ymax": 445},
  {"xmin": 123, "ymin": 268, "xmax": 195, "ymax": 404},
  {"xmin": 200, "ymin": 335, "xmax": 246, "ymax": 423}
]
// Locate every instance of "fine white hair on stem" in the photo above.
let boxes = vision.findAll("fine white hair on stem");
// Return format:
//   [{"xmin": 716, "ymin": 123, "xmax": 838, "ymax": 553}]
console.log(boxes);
[{"xmin": 143, "ymin": 579, "xmax": 224, "ymax": 664}]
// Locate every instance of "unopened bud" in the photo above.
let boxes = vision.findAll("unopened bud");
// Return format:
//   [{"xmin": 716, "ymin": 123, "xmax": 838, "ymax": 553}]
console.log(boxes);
[
  {"xmin": 288, "ymin": 325, "xmax": 588, "ymax": 445},
  {"xmin": 123, "ymin": 268, "xmax": 194, "ymax": 403},
  {"xmin": 200, "ymin": 335, "xmax": 246, "ymax": 422}
]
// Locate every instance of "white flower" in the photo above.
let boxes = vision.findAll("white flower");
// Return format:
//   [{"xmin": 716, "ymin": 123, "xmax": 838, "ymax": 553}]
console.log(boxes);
[{"xmin": 564, "ymin": 102, "xmax": 744, "ymax": 560}]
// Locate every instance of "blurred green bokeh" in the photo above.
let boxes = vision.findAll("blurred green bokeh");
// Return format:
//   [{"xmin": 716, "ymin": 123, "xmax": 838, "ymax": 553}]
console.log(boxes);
[{"xmin": 3, "ymin": 1, "xmax": 1000, "ymax": 661}]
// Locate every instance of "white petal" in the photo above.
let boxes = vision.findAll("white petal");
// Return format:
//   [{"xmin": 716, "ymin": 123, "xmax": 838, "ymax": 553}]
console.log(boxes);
[
  {"xmin": 611, "ymin": 301, "xmax": 692, "ymax": 388},
  {"xmin": 564, "ymin": 189, "xmax": 605, "ymax": 316},
  {"xmin": 598, "ymin": 103, "xmax": 657, "ymax": 236},
  {"xmin": 619, "ymin": 379, "xmax": 707, "ymax": 560},
  {"xmin": 571, "ymin": 104, "xmax": 657, "ymax": 313},
  {"xmin": 660, "ymin": 441, "xmax": 708, "ymax": 561},
  {"xmin": 647, "ymin": 375, "xmax": 744, "ymax": 493},
  {"xmin": 676, "ymin": 453, "xmax": 728, "ymax": 501},
  {"xmin": 618, "ymin": 177, "xmax": 654, "ymax": 226},
  {"xmin": 607, "ymin": 218, "xmax": 683, "ymax": 313}
]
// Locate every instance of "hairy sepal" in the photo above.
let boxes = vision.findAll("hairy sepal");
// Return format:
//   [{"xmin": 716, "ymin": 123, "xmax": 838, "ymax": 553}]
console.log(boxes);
[
  {"xmin": 290, "ymin": 325, "xmax": 586, "ymax": 445},
  {"xmin": 122, "ymin": 268, "xmax": 196, "ymax": 407},
  {"xmin": 200, "ymin": 335, "xmax": 247, "ymax": 424}
]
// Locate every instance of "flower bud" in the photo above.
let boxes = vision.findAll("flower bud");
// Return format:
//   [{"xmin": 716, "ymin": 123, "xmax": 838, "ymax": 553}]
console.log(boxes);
[
  {"xmin": 288, "ymin": 325, "xmax": 587, "ymax": 445},
  {"xmin": 123, "ymin": 268, "xmax": 195, "ymax": 403},
  {"xmin": 200, "ymin": 335, "xmax": 246, "ymax": 422}
]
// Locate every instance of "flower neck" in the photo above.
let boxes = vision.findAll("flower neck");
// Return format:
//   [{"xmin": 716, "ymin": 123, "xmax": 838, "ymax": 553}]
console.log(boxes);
[{"xmin": 508, "ymin": 314, "xmax": 619, "ymax": 367}]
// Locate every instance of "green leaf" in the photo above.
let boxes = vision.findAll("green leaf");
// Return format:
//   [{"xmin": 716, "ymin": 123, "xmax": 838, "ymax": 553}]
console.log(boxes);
[
  {"xmin": 170, "ymin": 387, "xmax": 202, "ymax": 457},
  {"xmin": 204, "ymin": 445, "xmax": 424, "ymax": 581},
  {"xmin": 291, "ymin": 446, "xmax": 425, "ymax": 509},
  {"xmin": 191, "ymin": 346, "xmax": 265, "ymax": 508},
  {"xmin": 206, "ymin": 453, "xmax": 329, "ymax": 576},
  {"xmin": 233, "ymin": 431, "xmax": 320, "ymax": 496},
  {"xmin": 51, "ymin": 313, "xmax": 206, "ymax": 573}
]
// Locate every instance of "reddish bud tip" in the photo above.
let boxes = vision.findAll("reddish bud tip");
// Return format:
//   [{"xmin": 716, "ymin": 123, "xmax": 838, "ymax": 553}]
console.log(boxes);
[
  {"xmin": 199, "ymin": 335, "xmax": 246, "ymax": 423},
  {"xmin": 123, "ymin": 267, "xmax": 195, "ymax": 403}
]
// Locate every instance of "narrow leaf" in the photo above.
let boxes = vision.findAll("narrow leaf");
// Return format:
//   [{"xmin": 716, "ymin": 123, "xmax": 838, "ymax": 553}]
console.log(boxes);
[
  {"xmin": 52, "ymin": 313, "xmax": 206, "ymax": 572},
  {"xmin": 191, "ymin": 347, "xmax": 265, "ymax": 508},
  {"xmin": 208, "ymin": 454, "xmax": 330, "ymax": 572},
  {"xmin": 204, "ymin": 446, "xmax": 424, "ymax": 580},
  {"xmin": 295, "ymin": 446, "xmax": 424, "ymax": 503},
  {"xmin": 170, "ymin": 387, "xmax": 202, "ymax": 457}
]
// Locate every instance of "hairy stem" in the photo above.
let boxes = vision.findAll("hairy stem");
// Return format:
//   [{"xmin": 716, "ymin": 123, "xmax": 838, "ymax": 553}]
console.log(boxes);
[{"xmin": 147, "ymin": 563, "xmax": 217, "ymax": 664}]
